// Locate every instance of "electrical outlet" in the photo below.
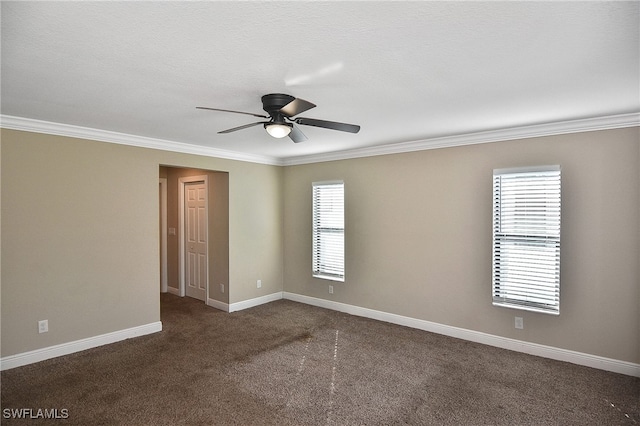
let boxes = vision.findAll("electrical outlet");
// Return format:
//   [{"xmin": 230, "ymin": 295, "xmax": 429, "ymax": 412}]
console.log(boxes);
[
  {"xmin": 38, "ymin": 320, "xmax": 48, "ymax": 334},
  {"xmin": 329, "ymin": 285, "xmax": 334, "ymax": 294},
  {"xmin": 220, "ymin": 283, "xmax": 225, "ymax": 293},
  {"xmin": 257, "ymin": 279, "xmax": 262, "ymax": 289},
  {"xmin": 515, "ymin": 317, "xmax": 524, "ymax": 329}
]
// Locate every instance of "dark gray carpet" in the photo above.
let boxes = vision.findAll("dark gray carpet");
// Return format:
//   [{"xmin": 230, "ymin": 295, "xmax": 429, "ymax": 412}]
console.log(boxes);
[{"xmin": 1, "ymin": 293, "xmax": 638, "ymax": 425}]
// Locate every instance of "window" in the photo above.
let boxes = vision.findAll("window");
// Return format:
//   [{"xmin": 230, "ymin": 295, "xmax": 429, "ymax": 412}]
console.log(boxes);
[
  {"xmin": 312, "ymin": 181, "xmax": 345, "ymax": 282},
  {"xmin": 492, "ymin": 166, "xmax": 561, "ymax": 315}
]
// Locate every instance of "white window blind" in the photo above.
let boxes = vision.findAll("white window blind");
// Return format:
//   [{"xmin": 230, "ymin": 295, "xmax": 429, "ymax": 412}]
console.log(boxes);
[
  {"xmin": 492, "ymin": 166, "xmax": 561, "ymax": 315},
  {"xmin": 312, "ymin": 181, "xmax": 345, "ymax": 282}
]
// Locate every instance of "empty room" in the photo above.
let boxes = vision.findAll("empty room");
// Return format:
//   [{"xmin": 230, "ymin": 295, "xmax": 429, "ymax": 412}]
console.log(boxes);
[{"xmin": 1, "ymin": 1, "xmax": 638, "ymax": 425}]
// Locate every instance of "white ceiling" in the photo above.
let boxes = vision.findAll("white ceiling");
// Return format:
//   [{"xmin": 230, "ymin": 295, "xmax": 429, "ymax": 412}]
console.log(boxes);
[{"xmin": 2, "ymin": 1, "xmax": 638, "ymax": 164}]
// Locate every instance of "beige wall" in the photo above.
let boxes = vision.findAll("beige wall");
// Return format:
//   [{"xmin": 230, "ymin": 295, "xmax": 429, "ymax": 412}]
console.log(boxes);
[
  {"xmin": 1, "ymin": 126, "xmax": 638, "ymax": 366},
  {"xmin": 209, "ymin": 171, "xmax": 230, "ymax": 303},
  {"xmin": 1, "ymin": 129, "xmax": 283, "ymax": 357},
  {"xmin": 283, "ymin": 128, "xmax": 640, "ymax": 364}
]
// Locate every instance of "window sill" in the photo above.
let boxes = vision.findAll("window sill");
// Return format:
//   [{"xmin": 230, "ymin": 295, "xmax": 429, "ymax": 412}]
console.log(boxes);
[
  {"xmin": 493, "ymin": 301, "xmax": 559, "ymax": 316},
  {"xmin": 313, "ymin": 274, "xmax": 344, "ymax": 283}
]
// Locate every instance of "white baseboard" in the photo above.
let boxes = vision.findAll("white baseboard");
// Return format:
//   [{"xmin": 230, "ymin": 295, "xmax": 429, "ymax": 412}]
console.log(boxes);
[
  {"xmin": 283, "ymin": 292, "xmax": 640, "ymax": 378},
  {"xmin": 229, "ymin": 292, "xmax": 283, "ymax": 313},
  {"xmin": 207, "ymin": 297, "xmax": 230, "ymax": 312},
  {"xmin": 6, "ymin": 293, "xmax": 635, "ymax": 377},
  {"xmin": 0, "ymin": 321, "xmax": 163, "ymax": 371},
  {"xmin": 167, "ymin": 286, "xmax": 180, "ymax": 296}
]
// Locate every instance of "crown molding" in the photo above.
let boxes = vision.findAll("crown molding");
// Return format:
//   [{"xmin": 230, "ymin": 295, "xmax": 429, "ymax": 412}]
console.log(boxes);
[
  {"xmin": 2, "ymin": 113, "xmax": 638, "ymax": 167},
  {"xmin": 0, "ymin": 115, "xmax": 282, "ymax": 166},
  {"xmin": 282, "ymin": 112, "xmax": 640, "ymax": 166}
]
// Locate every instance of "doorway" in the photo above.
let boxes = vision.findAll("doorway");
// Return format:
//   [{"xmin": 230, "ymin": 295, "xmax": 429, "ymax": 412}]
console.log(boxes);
[{"xmin": 159, "ymin": 166, "xmax": 229, "ymax": 310}]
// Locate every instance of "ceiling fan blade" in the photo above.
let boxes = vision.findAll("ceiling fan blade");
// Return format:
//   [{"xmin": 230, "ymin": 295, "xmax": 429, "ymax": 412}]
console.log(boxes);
[
  {"xmin": 288, "ymin": 125, "xmax": 308, "ymax": 143},
  {"xmin": 196, "ymin": 106, "xmax": 268, "ymax": 119},
  {"xmin": 295, "ymin": 117, "xmax": 360, "ymax": 133},
  {"xmin": 279, "ymin": 98, "xmax": 316, "ymax": 117},
  {"xmin": 218, "ymin": 121, "xmax": 268, "ymax": 134}
]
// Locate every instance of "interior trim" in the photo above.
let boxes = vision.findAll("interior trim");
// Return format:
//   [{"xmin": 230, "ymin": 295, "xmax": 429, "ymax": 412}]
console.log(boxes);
[
  {"xmin": 228, "ymin": 291, "xmax": 283, "ymax": 313},
  {"xmin": 207, "ymin": 297, "xmax": 230, "ymax": 312},
  {"xmin": 2, "ymin": 112, "xmax": 638, "ymax": 166},
  {"xmin": 0, "ymin": 321, "xmax": 163, "ymax": 371},
  {"xmin": 3, "ymin": 292, "xmax": 638, "ymax": 377},
  {"xmin": 0, "ymin": 115, "xmax": 281, "ymax": 166},
  {"xmin": 282, "ymin": 112, "xmax": 640, "ymax": 165},
  {"xmin": 282, "ymin": 292, "xmax": 640, "ymax": 377}
]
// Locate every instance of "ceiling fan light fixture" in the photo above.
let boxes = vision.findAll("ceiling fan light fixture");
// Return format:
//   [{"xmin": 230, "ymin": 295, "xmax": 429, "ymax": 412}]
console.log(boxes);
[{"xmin": 265, "ymin": 123, "xmax": 292, "ymax": 138}]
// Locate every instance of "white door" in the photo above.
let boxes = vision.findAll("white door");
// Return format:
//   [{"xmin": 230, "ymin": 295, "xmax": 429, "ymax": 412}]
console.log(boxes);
[{"xmin": 185, "ymin": 182, "xmax": 207, "ymax": 301}]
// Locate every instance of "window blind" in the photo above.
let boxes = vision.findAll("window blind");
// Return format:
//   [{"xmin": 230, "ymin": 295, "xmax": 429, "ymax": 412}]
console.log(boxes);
[
  {"xmin": 312, "ymin": 182, "xmax": 345, "ymax": 282},
  {"xmin": 492, "ymin": 166, "xmax": 561, "ymax": 315}
]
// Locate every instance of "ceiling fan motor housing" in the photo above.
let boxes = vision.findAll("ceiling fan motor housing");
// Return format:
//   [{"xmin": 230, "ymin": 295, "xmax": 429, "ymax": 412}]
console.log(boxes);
[{"xmin": 261, "ymin": 93, "xmax": 295, "ymax": 115}]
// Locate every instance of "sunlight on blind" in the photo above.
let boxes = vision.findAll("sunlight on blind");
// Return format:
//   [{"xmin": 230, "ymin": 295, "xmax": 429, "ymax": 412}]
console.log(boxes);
[
  {"xmin": 492, "ymin": 167, "xmax": 561, "ymax": 315},
  {"xmin": 312, "ymin": 182, "xmax": 345, "ymax": 281}
]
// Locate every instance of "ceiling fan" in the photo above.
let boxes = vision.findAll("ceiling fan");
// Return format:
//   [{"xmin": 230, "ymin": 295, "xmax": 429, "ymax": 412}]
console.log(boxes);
[{"xmin": 197, "ymin": 93, "xmax": 360, "ymax": 143}]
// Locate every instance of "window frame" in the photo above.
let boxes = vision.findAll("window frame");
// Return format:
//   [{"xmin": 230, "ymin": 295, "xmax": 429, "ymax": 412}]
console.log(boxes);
[
  {"xmin": 312, "ymin": 180, "xmax": 345, "ymax": 282},
  {"xmin": 492, "ymin": 166, "xmax": 561, "ymax": 315}
]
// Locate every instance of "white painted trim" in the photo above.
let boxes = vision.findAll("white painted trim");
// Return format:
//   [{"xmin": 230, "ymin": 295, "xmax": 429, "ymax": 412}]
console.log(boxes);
[
  {"xmin": 167, "ymin": 286, "xmax": 180, "ymax": 296},
  {"xmin": 0, "ymin": 322, "xmax": 162, "ymax": 371},
  {"xmin": 159, "ymin": 178, "xmax": 168, "ymax": 293},
  {"xmin": 2, "ymin": 113, "xmax": 637, "ymax": 167},
  {"xmin": 282, "ymin": 112, "xmax": 640, "ymax": 165},
  {"xmin": 0, "ymin": 115, "xmax": 281, "ymax": 165},
  {"xmin": 229, "ymin": 292, "xmax": 283, "ymax": 313},
  {"xmin": 207, "ymin": 297, "xmax": 230, "ymax": 313},
  {"xmin": 178, "ymin": 175, "xmax": 209, "ymax": 300},
  {"xmin": 283, "ymin": 292, "xmax": 640, "ymax": 377}
]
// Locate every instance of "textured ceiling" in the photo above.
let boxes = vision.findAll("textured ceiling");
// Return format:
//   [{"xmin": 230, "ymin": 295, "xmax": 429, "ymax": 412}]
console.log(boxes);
[{"xmin": 1, "ymin": 1, "xmax": 638, "ymax": 162}]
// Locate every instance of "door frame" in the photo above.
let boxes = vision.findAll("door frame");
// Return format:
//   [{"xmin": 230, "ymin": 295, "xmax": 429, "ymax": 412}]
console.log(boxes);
[
  {"xmin": 178, "ymin": 175, "xmax": 209, "ymax": 301},
  {"xmin": 159, "ymin": 178, "xmax": 168, "ymax": 293}
]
